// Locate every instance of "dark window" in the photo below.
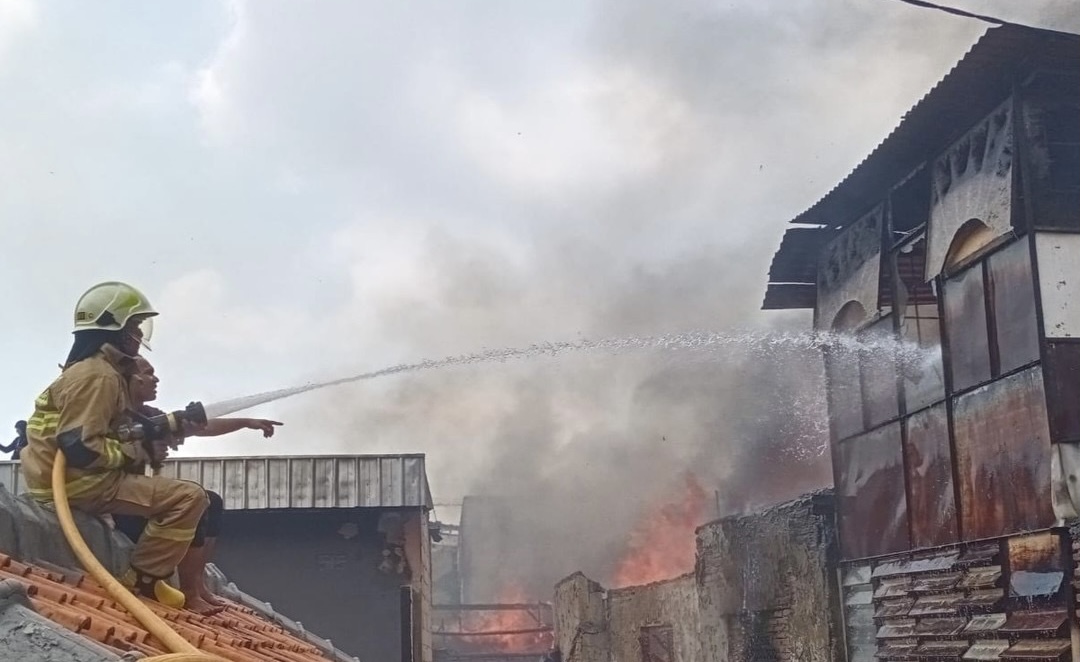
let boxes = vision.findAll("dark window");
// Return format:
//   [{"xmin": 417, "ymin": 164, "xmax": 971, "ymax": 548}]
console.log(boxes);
[
  {"xmin": 987, "ymin": 239, "xmax": 1039, "ymax": 373},
  {"xmin": 860, "ymin": 317, "xmax": 899, "ymax": 428},
  {"xmin": 1044, "ymin": 342, "xmax": 1080, "ymax": 443},
  {"xmin": 895, "ymin": 233, "xmax": 945, "ymax": 411},
  {"xmin": 943, "ymin": 265, "xmax": 991, "ymax": 391},
  {"xmin": 890, "ymin": 167, "xmax": 931, "ymax": 239},
  {"xmin": 640, "ymin": 625, "xmax": 675, "ymax": 662}
]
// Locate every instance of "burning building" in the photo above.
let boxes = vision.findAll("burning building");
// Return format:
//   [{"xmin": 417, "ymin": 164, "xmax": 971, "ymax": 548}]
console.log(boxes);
[{"xmin": 764, "ymin": 24, "xmax": 1080, "ymax": 662}]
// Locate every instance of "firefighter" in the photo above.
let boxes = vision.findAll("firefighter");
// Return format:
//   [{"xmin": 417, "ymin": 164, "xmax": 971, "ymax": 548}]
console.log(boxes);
[
  {"xmin": 115, "ymin": 354, "xmax": 281, "ymax": 614},
  {"xmin": 20, "ymin": 282, "xmax": 208, "ymax": 609}
]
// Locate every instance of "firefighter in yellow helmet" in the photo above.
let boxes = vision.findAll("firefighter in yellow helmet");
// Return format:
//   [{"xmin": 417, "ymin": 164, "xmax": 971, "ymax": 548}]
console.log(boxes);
[{"xmin": 20, "ymin": 282, "xmax": 209, "ymax": 609}]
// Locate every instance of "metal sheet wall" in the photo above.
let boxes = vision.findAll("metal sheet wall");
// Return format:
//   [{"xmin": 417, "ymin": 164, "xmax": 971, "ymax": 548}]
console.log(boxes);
[
  {"xmin": 987, "ymin": 238, "xmax": 1040, "ymax": 373},
  {"xmin": 943, "ymin": 266, "xmax": 992, "ymax": 392},
  {"xmin": 1035, "ymin": 233, "xmax": 1080, "ymax": 339},
  {"xmin": 952, "ymin": 367, "xmax": 1054, "ymax": 540},
  {"xmin": 158, "ymin": 455, "xmax": 432, "ymax": 511},
  {"xmin": 836, "ymin": 422, "xmax": 910, "ymax": 559},
  {"xmin": 840, "ymin": 530, "xmax": 1073, "ymax": 662},
  {"xmin": 903, "ymin": 404, "xmax": 959, "ymax": 548}
]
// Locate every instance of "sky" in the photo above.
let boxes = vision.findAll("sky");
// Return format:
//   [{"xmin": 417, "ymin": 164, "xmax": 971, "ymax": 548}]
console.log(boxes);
[{"xmin": 2, "ymin": 0, "xmax": 1078, "ymax": 540}]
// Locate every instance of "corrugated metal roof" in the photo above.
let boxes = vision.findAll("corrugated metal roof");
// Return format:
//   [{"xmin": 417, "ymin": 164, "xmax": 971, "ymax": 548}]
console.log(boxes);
[
  {"xmin": 0, "ymin": 455, "xmax": 433, "ymax": 511},
  {"xmin": 792, "ymin": 25, "xmax": 1079, "ymax": 230},
  {"xmin": 762, "ymin": 25, "xmax": 1080, "ymax": 311}
]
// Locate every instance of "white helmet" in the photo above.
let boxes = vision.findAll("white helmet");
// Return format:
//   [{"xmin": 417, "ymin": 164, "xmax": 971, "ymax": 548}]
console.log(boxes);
[{"xmin": 73, "ymin": 282, "xmax": 158, "ymax": 346}]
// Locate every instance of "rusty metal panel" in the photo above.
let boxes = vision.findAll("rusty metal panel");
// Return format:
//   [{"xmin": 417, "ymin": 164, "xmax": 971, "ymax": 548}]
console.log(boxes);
[
  {"xmin": 835, "ymin": 422, "xmax": 910, "ymax": 559},
  {"xmin": 909, "ymin": 592, "xmax": 964, "ymax": 616},
  {"xmin": 926, "ymin": 101, "xmax": 1014, "ymax": 279},
  {"xmin": 289, "ymin": 457, "xmax": 314, "ymax": 508},
  {"xmin": 875, "ymin": 598, "xmax": 913, "ymax": 618},
  {"xmin": 860, "ymin": 316, "xmax": 900, "ymax": 428},
  {"xmin": 964, "ymin": 640, "xmax": 1010, "ymax": 660},
  {"xmin": 999, "ymin": 609, "xmax": 1068, "ymax": 633},
  {"xmin": 1002, "ymin": 640, "xmax": 1072, "ymax": 658},
  {"xmin": 959, "ymin": 566, "xmax": 1002, "ymax": 589},
  {"xmin": 904, "ymin": 404, "xmax": 959, "ymax": 547},
  {"xmin": 221, "ymin": 459, "xmax": 245, "ymax": 510},
  {"xmin": 944, "ymin": 265, "xmax": 992, "ymax": 391},
  {"xmin": 874, "ymin": 577, "xmax": 911, "ymax": 598},
  {"xmin": 1044, "ymin": 342, "xmax": 1080, "ymax": 443},
  {"xmin": 961, "ymin": 588, "xmax": 1004, "ymax": 608},
  {"xmin": 916, "ymin": 640, "xmax": 969, "ymax": 658},
  {"xmin": 267, "ymin": 458, "xmax": 289, "ymax": 508},
  {"xmin": 877, "ymin": 619, "xmax": 917, "ymax": 639},
  {"xmin": 879, "ymin": 639, "xmax": 918, "ymax": 658},
  {"xmin": 359, "ymin": 458, "xmax": 380, "ymax": 507},
  {"xmin": 952, "ymin": 367, "xmax": 1054, "ymax": 539},
  {"xmin": 911, "ymin": 572, "xmax": 961, "ymax": 592},
  {"xmin": 988, "ymin": 239, "xmax": 1040, "ymax": 373},
  {"xmin": 336, "ymin": 457, "xmax": 358, "ymax": 508},
  {"xmin": 380, "ymin": 456, "xmax": 404, "ymax": 506},
  {"xmin": 1006, "ymin": 532, "xmax": 1065, "ymax": 598},
  {"xmin": 816, "ymin": 206, "xmax": 884, "ymax": 331},
  {"xmin": 916, "ymin": 617, "xmax": 967, "ymax": 636},
  {"xmin": 312, "ymin": 457, "xmax": 335, "ymax": 508},
  {"xmin": 244, "ymin": 460, "xmax": 267, "ymax": 509},
  {"xmin": 965, "ymin": 614, "xmax": 1007, "ymax": 633},
  {"xmin": 1036, "ymin": 233, "xmax": 1080, "ymax": 338}
]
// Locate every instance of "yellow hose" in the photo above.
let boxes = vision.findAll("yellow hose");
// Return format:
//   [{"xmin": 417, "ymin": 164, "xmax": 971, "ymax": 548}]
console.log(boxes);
[{"xmin": 51, "ymin": 453, "xmax": 226, "ymax": 661}]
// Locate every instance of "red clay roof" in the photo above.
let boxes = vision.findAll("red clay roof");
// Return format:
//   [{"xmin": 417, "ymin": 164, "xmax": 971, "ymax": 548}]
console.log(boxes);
[{"xmin": 0, "ymin": 553, "xmax": 333, "ymax": 662}]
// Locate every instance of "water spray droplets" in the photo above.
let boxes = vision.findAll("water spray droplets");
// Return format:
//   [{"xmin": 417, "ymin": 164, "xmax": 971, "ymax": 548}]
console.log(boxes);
[{"xmin": 203, "ymin": 329, "xmax": 936, "ymax": 418}]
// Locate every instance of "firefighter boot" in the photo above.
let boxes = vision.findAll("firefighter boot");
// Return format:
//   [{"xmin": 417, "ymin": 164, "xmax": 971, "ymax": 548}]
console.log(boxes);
[{"xmin": 121, "ymin": 567, "xmax": 186, "ymax": 609}]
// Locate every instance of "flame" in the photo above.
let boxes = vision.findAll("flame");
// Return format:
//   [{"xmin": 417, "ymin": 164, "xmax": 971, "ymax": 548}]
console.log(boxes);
[
  {"xmin": 456, "ymin": 584, "xmax": 552, "ymax": 654},
  {"xmin": 611, "ymin": 472, "xmax": 710, "ymax": 588}
]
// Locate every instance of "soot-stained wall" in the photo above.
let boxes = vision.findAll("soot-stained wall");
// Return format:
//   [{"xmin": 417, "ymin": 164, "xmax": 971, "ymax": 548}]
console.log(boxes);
[
  {"xmin": 696, "ymin": 491, "xmax": 840, "ymax": 662},
  {"xmin": 214, "ymin": 508, "xmax": 427, "ymax": 660},
  {"xmin": 554, "ymin": 492, "xmax": 839, "ymax": 662}
]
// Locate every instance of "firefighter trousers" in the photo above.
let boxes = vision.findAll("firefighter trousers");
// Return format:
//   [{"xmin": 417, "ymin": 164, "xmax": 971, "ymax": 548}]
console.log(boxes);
[{"xmin": 70, "ymin": 473, "xmax": 209, "ymax": 578}]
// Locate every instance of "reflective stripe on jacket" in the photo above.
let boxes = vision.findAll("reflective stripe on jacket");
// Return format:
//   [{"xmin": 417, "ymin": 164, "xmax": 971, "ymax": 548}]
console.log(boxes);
[{"xmin": 20, "ymin": 343, "xmax": 148, "ymax": 500}]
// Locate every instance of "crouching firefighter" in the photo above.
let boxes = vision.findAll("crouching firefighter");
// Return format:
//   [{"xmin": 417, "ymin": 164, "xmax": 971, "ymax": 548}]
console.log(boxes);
[{"xmin": 19, "ymin": 281, "xmax": 209, "ymax": 609}]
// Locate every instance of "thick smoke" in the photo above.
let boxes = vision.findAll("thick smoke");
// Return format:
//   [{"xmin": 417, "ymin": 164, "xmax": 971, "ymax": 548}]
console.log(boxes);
[{"xmin": 277, "ymin": 0, "xmax": 1080, "ymax": 600}]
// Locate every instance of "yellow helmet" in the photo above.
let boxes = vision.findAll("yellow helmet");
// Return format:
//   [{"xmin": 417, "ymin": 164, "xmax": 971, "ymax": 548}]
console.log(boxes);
[{"xmin": 73, "ymin": 282, "xmax": 158, "ymax": 338}]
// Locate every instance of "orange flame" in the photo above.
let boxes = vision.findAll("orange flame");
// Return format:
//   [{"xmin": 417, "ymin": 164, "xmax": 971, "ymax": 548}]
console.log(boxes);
[
  {"xmin": 611, "ymin": 472, "xmax": 710, "ymax": 588},
  {"xmin": 456, "ymin": 584, "xmax": 552, "ymax": 654}
]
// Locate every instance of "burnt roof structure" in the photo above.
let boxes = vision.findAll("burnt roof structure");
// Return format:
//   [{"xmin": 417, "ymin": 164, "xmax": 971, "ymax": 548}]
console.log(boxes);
[{"xmin": 763, "ymin": 25, "xmax": 1080, "ymax": 311}]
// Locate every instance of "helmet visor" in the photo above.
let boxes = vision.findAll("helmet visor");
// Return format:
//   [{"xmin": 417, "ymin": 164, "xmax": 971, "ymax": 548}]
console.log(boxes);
[{"xmin": 135, "ymin": 316, "xmax": 154, "ymax": 352}]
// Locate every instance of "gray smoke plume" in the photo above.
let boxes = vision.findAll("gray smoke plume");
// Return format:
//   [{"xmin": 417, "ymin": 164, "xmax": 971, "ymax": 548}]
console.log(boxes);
[{"xmin": 278, "ymin": 0, "xmax": 1079, "ymax": 600}]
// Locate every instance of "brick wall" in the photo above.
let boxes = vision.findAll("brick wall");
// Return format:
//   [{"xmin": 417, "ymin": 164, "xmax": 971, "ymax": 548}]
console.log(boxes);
[
  {"xmin": 553, "ymin": 491, "xmax": 839, "ymax": 662},
  {"xmin": 696, "ymin": 490, "xmax": 840, "ymax": 662},
  {"xmin": 608, "ymin": 574, "xmax": 700, "ymax": 662},
  {"xmin": 554, "ymin": 573, "xmax": 607, "ymax": 662}
]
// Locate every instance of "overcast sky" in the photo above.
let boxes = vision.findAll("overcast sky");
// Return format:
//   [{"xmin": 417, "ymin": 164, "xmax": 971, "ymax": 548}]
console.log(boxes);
[{"xmin": 2, "ymin": 1, "xmax": 1077, "ymax": 514}]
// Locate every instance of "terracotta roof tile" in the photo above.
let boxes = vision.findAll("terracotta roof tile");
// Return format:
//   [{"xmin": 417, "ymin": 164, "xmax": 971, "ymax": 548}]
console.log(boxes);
[{"xmin": 0, "ymin": 553, "xmax": 334, "ymax": 662}]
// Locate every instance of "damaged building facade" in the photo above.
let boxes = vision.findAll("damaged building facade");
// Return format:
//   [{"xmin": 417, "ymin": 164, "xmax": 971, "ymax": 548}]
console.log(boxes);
[
  {"xmin": 764, "ymin": 25, "xmax": 1080, "ymax": 662},
  {"xmin": 553, "ymin": 493, "xmax": 839, "ymax": 662}
]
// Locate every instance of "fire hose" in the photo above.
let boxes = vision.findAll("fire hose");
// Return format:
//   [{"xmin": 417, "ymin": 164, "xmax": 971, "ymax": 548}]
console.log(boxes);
[{"xmin": 50, "ymin": 403, "xmax": 227, "ymax": 661}]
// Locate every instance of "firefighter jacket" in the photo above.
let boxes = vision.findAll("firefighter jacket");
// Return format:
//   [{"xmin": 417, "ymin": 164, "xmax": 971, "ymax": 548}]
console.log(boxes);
[{"xmin": 21, "ymin": 343, "xmax": 150, "ymax": 501}]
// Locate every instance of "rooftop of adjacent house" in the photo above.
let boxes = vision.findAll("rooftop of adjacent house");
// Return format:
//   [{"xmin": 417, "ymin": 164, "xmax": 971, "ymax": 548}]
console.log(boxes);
[
  {"xmin": 0, "ymin": 482, "xmax": 360, "ymax": 662},
  {"xmin": 762, "ymin": 24, "xmax": 1080, "ymax": 310},
  {"xmin": 1, "ymin": 454, "xmax": 435, "ymax": 511},
  {"xmin": 0, "ymin": 453, "xmax": 438, "ymax": 662}
]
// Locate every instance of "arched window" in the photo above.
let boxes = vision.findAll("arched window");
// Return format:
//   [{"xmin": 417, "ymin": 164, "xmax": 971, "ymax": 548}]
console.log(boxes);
[{"xmin": 944, "ymin": 218, "xmax": 995, "ymax": 271}]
